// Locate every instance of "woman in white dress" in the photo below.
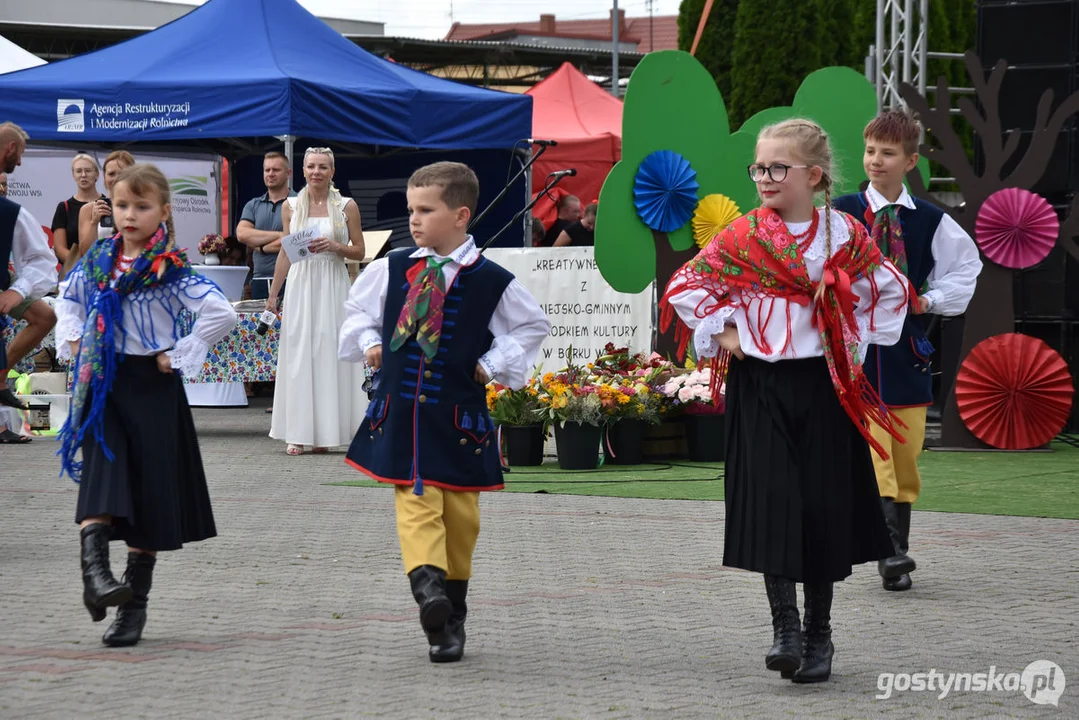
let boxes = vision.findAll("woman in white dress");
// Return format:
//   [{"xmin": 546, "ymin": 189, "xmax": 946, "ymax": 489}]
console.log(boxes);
[{"xmin": 266, "ymin": 147, "xmax": 368, "ymax": 455}]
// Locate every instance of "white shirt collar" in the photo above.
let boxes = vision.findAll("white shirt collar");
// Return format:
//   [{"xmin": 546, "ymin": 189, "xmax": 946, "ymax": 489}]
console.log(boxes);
[
  {"xmin": 865, "ymin": 183, "xmax": 917, "ymax": 213},
  {"xmin": 409, "ymin": 235, "xmax": 478, "ymax": 266}
]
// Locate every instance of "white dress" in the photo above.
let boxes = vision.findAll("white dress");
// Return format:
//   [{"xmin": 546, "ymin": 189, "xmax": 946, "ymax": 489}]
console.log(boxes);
[{"xmin": 269, "ymin": 208, "xmax": 368, "ymax": 447}]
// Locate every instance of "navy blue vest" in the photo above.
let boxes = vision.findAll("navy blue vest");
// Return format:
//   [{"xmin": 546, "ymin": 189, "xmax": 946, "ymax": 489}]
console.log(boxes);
[
  {"xmin": 833, "ymin": 192, "xmax": 944, "ymax": 407},
  {"xmin": 0, "ymin": 197, "xmax": 20, "ymax": 291},
  {"xmin": 346, "ymin": 250, "xmax": 514, "ymax": 491}
]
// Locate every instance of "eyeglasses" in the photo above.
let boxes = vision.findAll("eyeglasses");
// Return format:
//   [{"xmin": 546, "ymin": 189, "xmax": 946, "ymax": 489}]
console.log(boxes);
[{"xmin": 747, "ymin": 163, "xmax": 810, "ymax": 183}]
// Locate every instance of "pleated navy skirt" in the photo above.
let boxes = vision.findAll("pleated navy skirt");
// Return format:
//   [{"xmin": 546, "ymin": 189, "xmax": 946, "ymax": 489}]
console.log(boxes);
[
  {"xmin": 722, "ymin": 355, "xmax": 893, "ymax": 583},
  {"xmin": 75, "ymin": 354, "xmax": 217, "ymax": 551}
]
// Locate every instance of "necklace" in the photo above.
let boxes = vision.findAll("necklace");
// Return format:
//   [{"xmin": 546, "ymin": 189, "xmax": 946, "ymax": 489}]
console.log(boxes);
[{"xmin": 790, "ymin": 209, "xmax": 820, "ymax": 252}]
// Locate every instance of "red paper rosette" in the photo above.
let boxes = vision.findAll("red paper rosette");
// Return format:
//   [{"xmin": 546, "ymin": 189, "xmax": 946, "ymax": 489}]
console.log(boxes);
[
  {"xmin": 974, "ymin": 188, "xmax": 1059, "ymax": 269},
  {"xmin": 956, "ymin": 333, "xmax": 1074, "ymax": 449}
]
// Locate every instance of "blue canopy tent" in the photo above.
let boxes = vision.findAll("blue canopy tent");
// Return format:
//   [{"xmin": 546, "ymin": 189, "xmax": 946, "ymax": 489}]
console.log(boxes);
[{"xmin": 0, "ymin": 0, "xmax": 534, "ymax": 244}]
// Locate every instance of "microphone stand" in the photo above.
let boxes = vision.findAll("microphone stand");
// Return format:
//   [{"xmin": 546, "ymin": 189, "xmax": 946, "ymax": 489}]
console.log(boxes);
[
  {"xmin": 478, "ymin": 172, "xmax": 573, "ymax": 252},
  {"xmin": 469, "ymin": 143, "xmax": 550, "ymax": 232}
]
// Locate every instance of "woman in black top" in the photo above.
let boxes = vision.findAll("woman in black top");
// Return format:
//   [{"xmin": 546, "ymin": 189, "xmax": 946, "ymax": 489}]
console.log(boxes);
[
  {"xmin": 52, "ymin": 154, "xmax": 103, "ymax": 278},
  {"xmin": 552, "ymin": 202, "xmax": 597, "ymax": 247}
]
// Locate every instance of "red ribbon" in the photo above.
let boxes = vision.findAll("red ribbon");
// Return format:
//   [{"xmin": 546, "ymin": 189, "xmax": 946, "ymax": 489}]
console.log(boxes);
[
  {"xmin": 818, "ymin": 263, "xmax": 859, "ymax": 329},
  {"xmin": 151, "ymin": 251, "xmax": 185, "ymax": 275}
]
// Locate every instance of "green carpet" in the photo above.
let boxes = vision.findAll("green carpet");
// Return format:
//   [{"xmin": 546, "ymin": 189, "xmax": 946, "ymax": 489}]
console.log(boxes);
[{"xmin": 329, "ymin": 439, "xmax": 1079, "ymax": 519}]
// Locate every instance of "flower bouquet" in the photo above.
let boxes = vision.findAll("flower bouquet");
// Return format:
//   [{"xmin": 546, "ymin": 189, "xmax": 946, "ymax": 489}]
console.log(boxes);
[
  {"xmin": 197, "ymin": 234, "xmax": 227, "ymax": 264},
  {"xmin": 486, "ymin": 379, "xmax": 546, "ymax": 465},
  {"xmin": 662, "ymin": 366, "xmax": 726, "ymax": 461}
]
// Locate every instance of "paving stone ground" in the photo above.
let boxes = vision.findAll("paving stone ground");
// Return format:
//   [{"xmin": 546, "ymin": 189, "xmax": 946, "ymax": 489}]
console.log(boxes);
[{"xmin": 1, "ymin": 400, "xmax": 1076, "ymax": 719}]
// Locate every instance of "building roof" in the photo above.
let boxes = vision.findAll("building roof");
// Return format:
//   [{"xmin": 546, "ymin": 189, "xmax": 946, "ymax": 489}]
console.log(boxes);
[
  {"xmin": 0, "ymin": 0, "xmax": 383, "ymax": 41},
  {"xmin": 446, "ymin": 13, "xmax": 679, "ymax": 53}
]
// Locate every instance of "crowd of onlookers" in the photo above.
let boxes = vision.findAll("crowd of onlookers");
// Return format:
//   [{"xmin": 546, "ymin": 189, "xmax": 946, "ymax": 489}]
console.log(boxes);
[{"xmin": 531, "ymin": 194, "xmax": 597, "ymax": 248}]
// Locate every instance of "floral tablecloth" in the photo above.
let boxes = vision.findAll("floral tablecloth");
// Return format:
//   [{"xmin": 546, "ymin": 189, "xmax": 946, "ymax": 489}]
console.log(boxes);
[
  {"xmin": 178, "ymin": 310, "xmax": 279, "ymax": 384},
  {"xmin": 1, "ymin": 315, "xmax": 63, "ymax": 374},
  {"xmin": 3, "ymin": 308, "xmax": 278, "ymax": 384}
]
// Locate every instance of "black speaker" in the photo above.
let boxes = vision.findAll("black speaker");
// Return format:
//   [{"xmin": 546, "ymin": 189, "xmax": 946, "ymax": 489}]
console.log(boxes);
[
  {"xmin": 977, "ymin": 0, "xmax": 1079, "ymax": 197},
  {"xmin": 979, "ymin": 1, "xmax": 1078, "ymax": 66}
]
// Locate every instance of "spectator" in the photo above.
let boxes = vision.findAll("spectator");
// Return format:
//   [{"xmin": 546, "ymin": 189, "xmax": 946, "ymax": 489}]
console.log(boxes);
[
  {"xmin": 52, "ymin": 154, "xmax": 103, "ymax": 279},
  {"xmin": 237, "ymin": 152, "xmax": 294, "ymax": 300},
  {"xmin": 530, "ymin": 218, "xmax": 546, "ymax": 247},
  {"xmin": 265, "ymin": 147, "xmax": 367, "ymax": 456},
  {"xmin": 542, "ymin": 194, "xmax": 582, "ymax": 246},
  {"xmin": 76, "ymin": 150, "xmax": 135, "ymax": 261},
  {"xmin": 552, "ymin": 202, "xmax": 597, "ymax": 247},
  {"xmin": 0, "ymin": 121, "xmax": 57, "ymax": 410}
]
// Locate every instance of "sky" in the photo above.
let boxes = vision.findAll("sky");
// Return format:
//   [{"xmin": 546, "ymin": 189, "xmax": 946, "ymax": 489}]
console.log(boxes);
[{"xmin": 166, "ymin": 0, "xmax": 684, "ymax": 39}]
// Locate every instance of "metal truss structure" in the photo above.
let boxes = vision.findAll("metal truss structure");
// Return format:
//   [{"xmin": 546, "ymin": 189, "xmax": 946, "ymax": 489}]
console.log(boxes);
[{"xmin": 874, "ymin": 0, "xmax": 929, "ymax": 111}]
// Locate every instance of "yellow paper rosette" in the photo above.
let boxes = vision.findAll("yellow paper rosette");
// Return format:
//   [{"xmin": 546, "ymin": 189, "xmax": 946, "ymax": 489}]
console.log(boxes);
[{"xmin": 692, "ymin": 194, "xmax": 741, "ymax": 248}]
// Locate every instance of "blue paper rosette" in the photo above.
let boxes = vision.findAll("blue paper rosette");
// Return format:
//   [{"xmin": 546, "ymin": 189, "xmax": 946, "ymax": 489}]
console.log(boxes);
[{"xmin": 632, "ymin": 150, "xmax": 700, "ymax": 233}]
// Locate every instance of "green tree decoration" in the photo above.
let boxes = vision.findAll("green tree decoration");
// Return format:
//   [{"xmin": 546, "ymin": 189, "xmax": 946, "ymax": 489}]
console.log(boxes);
[{"xmin": 595, "ymin": 51, "xmax": 907, "ymax": 302}]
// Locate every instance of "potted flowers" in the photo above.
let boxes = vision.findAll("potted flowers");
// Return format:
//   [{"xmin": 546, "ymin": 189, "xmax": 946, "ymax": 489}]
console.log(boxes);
[
  {"xmin": 662, "ymin": 366, "xmax": 726, "ymax": 462},
  {"xmin": 534, "ymin": 359, "xmax": 605, "ymax": 470},
  {"xmin": 197, "ymin": 233, "xmax": 227, "ymax": 265},
  {"xmin": 486, "ymin": 379, "xmax": 545, "ymax": 466},
  {"xmin": 591, "ymin": 344, "xmax": 671, "ymax": 465}
]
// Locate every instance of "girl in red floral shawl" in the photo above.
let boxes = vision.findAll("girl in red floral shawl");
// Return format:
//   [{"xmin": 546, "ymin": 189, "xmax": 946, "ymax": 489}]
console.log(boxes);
[{"xmin": 661, "ymin": 119, "xmax": 910, "ymax": 684}]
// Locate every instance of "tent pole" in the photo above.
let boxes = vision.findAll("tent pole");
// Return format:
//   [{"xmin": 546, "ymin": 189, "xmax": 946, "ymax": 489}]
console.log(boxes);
[
  {"xmin": 611, "ymin": 0, "xmax": 620, "ymax": 98},
  {"xmin": 284, "ymin": 134, "xmax": 295, "ymax": 191}
]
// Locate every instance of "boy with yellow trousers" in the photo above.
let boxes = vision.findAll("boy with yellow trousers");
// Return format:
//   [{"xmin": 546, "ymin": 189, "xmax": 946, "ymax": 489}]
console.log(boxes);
[
  {"xmin": 834, "ymin": 110, "xmax": 982, "ymax": 591},
  {"xmin": 339, "ymin": 162, "xmax": 549, "ymax": 660}
]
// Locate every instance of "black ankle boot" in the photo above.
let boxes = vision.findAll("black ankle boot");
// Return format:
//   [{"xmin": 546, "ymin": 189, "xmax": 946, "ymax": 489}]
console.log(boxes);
[
  {"xmin": 103, "ymin": 552, "xmax": 156, "ymax": 647},
  {"xmin": 877, "ymin": 498, "xmax": 916, "ymax": 579},
  {"xmin": 763, "ymin": 575, "xmax": 801, "ymax": 678},
  {"xmin": 884, "ymin": 503, "xmax": 915, "ymax": 591},
  {"xmin": 408, "ymin": 565, "xmax": 452, "ymax": 635},
  {"xmin": 80, "ymin": 524, "xmax": 131, "ymax": 622},
  {"xmin": 793, "ymin": 582, "xmax": 834, "ymax": 684},
  {"xmin": 430, "ymin": 579, "xmax": 467, "ymax": 663}
]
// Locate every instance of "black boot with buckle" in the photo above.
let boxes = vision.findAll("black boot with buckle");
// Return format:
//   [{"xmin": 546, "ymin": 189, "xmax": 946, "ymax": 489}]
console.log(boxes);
[
  {"xmin": 792, "ymin": 582, "xmax": 835, "ymax": 683},
  {"xmin": 429, "ymin": 579, "xmax": 468, "ymax": 663},
  {"xmin": 884, "ymin": 503, "xmax": 914, "ymax": 591},
  {"xmin": 878, "ymin": 498, "xmax": 916, "ymax": 580},
  {"xmin": 103, "ymin": 552, "xmax": 156, "ymax": 647},
  {"xmin": 80, "ymin": 524, "xmax": 131, "ymax": 622},
  {"xmin": 763, "ymin": 575, "xmax": 801, "ymax": 679}
]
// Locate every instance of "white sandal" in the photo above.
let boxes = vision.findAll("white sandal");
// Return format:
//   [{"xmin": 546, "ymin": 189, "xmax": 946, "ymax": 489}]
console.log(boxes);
[{"xmin": 286, "ymin": 444, "xmax": 304, "ymax": 456}]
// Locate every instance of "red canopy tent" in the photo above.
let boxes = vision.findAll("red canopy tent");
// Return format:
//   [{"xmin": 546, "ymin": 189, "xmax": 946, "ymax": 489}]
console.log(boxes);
[{"xmin": 527, "ymin": 62, "xmax": 622, "ymax": 232}]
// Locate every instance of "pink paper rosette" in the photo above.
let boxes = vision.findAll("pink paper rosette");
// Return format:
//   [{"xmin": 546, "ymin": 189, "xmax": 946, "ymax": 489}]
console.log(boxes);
[{"xmin": 974, "ymin": 188, "xmax": 1059, "ymax": 269}]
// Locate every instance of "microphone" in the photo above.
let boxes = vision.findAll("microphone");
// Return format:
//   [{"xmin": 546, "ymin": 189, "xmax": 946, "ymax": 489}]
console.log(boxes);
[
  {"xmin": 547, "ymin": 169, "xmax": 577, "ymax": 178},
  {"xmin": 528, "ymin": 139, "xmax": 559, "ymax": 147},
  {"xmin": 255, "ymin": 310, "xmax": 277, "ymax": 336}
]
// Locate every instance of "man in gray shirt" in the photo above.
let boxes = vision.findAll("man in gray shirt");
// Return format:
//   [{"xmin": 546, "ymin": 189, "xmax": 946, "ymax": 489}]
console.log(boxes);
[{"xmin": 237, "ymin": 151, "xmax": 295, "ymax": 299}]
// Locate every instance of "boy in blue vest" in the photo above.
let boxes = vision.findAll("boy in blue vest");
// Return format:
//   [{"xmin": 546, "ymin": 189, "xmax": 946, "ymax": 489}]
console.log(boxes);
[
  {"xmin": 834, "ymin": 109, "xmax": 982, "ymax": 592},
  {"xmin": 339, "ymin": 161, "xmax": 549, "ymax": 661}
]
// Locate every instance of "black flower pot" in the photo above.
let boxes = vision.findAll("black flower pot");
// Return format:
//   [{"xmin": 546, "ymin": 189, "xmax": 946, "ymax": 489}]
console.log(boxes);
[
  {"xmin": 554, "ymin": 421, "xmax": 602, "ymax": 470},
  {"xmin": 501, "ymin": 424, "xmax": 545, "ymax": 466},
  {"xmin": 685, "ymin": 412, "xmax": 725, "ymax": 462},
  {"xmin": 603, "ymin": 419, "xmax": 648, "ymax": 465}
]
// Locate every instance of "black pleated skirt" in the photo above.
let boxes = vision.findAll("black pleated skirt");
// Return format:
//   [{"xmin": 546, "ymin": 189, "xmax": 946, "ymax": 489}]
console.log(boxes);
[
  {"xmin": 75, "ymin": 354, "xmax": 217, "ymax": 551},
  {"xmin": 722, "ymin": 355, "xmax": 893, "ymax": 582}
]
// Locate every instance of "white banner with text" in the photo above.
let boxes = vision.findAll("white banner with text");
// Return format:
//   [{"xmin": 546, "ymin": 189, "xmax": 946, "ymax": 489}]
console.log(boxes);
[
  {"xmin": 485, "ymin": 247, "xmax": 654, "ymax": 372},
  {"xmin": 12, "ymin": 146, "xmax": 220, "ymax": 258}
]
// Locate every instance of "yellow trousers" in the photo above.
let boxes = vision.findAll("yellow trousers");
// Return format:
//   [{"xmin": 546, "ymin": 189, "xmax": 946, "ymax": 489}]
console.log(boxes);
[
  {"xmin": 870, "ymin": 406, "xmax": 927, "ymax": 504},
  {"xmin": 395, "ymin": 485, "xmax": 481, "ymax": 580}
]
